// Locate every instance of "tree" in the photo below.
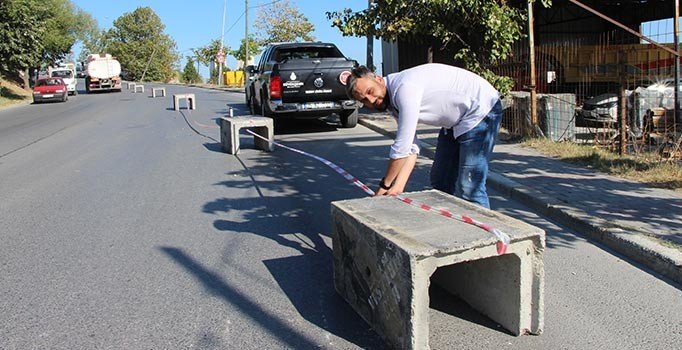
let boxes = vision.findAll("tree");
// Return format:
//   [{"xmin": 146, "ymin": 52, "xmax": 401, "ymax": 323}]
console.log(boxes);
[
  {"xmin": 107, "ymin": 7, "xmax": 179, "ymax": 82},
  {"xmin": 327, "ymin": 0, "xmax": 552, "ymax": 93},
  {"xmin": 182, "ymin": 57, "xmax": 202, "ymax": 84},
  {"xmin": 77, "ymin": 12, "xmax": 110, "ymax": 63},
  {"xmin": 193, "ymin": 38, "xmax": 231, "ymax": 84},
  {"xmin": 39, "ymin": 0, "xmax": 83, "ymax": 65},
  {"xmin": 0, "ymin": 0, "xmax": 45, "ymax": 86},
  {"xmin": 255, "ymin": 0, "xmax": 315, "ymax": 44},
  {"xmin": 230, "ymin": 35, "xmax": 261, "ymax": 67},
  {"xmin": 193, "ymin": 39, "xmax": 226, "ymax": 66}
]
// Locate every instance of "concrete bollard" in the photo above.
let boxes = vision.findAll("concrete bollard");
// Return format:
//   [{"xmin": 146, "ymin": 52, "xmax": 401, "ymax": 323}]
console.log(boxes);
[
  {"xmin": 151, "ymin": 87, "xmax": 166, "ymax": 98},
  {"xmin": 219, "ymin": 115, "xmax": 274, "ymax": 154},
  {"xmin": 173, "ymin": 93, "xmax": 196, "ymax": 111},
  {"xmin": 133, "ymin": 85, "xmax": 145, "ymax": 93}
]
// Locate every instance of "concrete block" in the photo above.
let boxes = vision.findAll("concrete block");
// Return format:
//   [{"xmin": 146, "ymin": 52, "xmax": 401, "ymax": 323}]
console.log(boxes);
[
  {"xmin": 332, "ymin": 190, "xmax": 545, "ymax": 349},
  {"xmin": 220, "ymin": 115, "xmax": 274, "ymax": 154},
  {"xmin": 127, "ymin": 82, "xmax": 136, "ymax": 90},
  {"xmin": 134, "ymin": 84, "xmax": 145, "ymax": 93},
  {"xmin": 173, "ymin": 93, "xmax": 196, "ymax": 111},
  {"xmin": 151, "ymin": 87, "xmax": 166, "ymax": 98}
]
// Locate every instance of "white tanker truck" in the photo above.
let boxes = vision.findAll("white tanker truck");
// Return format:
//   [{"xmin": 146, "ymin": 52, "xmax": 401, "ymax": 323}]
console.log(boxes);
[{"xmin": 85, "ymin": 54, "xmax": 122, "ymax": 93}]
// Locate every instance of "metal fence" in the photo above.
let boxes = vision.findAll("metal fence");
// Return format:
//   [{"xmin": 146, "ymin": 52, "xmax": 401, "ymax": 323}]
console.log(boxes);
[{"xmin": 491, "ymin": 3, "xmax": 681, "ymax": 160}]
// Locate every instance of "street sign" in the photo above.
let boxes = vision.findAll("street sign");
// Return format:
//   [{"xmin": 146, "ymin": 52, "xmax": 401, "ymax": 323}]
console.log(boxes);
[{"xmin": 216, "ymin": 51, "xmax": 226, "ymax": 64}]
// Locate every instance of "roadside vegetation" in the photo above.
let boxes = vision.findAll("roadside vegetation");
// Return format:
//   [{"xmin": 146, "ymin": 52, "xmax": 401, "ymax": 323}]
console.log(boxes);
[
  {"xmin": 521, "ymin": 137, "xmax": 682, "ymax": 191},
  {"xmin": 0, "ymin": 78, "xmax": 31, "ymax": 108},
  {"xmin": 191, "ymin": 0, "xmax": 313, "ymax": 84},
  {"xmin": 0, "ymin": 0, "xmax": 96, "ymax": 88},
  {"xmin": 327, "ymin": 0, "xmax": 552, "ymax": 93}
]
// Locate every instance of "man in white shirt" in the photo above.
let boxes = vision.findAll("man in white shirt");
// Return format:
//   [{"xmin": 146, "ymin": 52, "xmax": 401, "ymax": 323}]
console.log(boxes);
[{"xmin": 346, "ymin": 63, "xmax": 503, "ymax": 209}]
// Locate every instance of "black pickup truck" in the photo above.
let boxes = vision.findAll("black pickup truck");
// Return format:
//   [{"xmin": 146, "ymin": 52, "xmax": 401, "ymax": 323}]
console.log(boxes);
[{"xmin": 245, "ymin": 42, "xmax": 360, "ymax": 127}]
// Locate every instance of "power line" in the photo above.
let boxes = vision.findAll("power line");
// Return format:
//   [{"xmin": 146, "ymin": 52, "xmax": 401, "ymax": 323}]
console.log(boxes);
[{"xmin": 224, "ymin": 0, "xmax": 283, "ymax": 35}]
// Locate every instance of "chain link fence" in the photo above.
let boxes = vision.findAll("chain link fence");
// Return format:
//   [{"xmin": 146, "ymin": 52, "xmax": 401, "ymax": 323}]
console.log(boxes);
[{"xmin": 491, "ymin": 3, "xmax": 681, "ymax": 160}]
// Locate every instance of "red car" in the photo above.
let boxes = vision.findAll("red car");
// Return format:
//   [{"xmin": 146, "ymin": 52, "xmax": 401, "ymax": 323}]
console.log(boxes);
[{"xmin": 33, "ymin": 78, "xmax": 68, "ymax": 103}]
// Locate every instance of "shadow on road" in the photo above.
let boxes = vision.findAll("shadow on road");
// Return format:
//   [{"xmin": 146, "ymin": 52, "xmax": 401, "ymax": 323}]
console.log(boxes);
[{"xmin": 158, "ymin": 247, "xmax": 326, "ymax": 349}]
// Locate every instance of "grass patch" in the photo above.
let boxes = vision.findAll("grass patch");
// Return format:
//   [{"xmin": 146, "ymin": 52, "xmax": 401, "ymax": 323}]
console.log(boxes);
[
  {"xmin": 0, "ymin": 78, "xmax": 31, "ymax": 108},
  {"xmin": 521, "ymin": 138, "xmax": 682, "ymax": 191}
]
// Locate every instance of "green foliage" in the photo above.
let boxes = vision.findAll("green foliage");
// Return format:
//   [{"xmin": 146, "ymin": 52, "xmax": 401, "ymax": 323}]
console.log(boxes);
[
  {"xmin": 230, "ymin": 35, "xmax": 261, "ymax": 65},
  {"xmin": 107, "ymin": 7, "xmax": 179, "ymax": 82},
  {"xmin": 39, "ymin": 0, "xmax": 82, "ymax": 65},
  {"xmin": 255, "ymin": 0, "xmax": 315, "ymax": 44},
  {"xmin": 0, "ymin": 0, "xmax": 45, "ymax": 73},
  {"xmin": 327, "ymin": 0, "xmax": 553, "ymax": 94},
  {"xmin": 193, "ymin": 39, "xmax": 227, "ymax": 66},
  {"xmin": 77, "ymin": 12, "xmax": 110, "ymax": 63},
  {"xmin": 182, "ymin": 57, "xmax": 202, "ymax": 84}
]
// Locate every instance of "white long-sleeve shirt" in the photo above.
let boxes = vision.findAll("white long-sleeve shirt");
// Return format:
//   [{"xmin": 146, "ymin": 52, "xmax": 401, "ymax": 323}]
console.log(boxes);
[{"xmin": 384, "ymin": 63, "xmax": 500, "ymax": 159}]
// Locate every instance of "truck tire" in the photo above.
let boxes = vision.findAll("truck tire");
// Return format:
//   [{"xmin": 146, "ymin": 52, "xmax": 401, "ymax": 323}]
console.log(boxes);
[
  {"xmin": 249, "ymin": 92, "xmax": 257, "ymax": 115},
  {"xmin": 85, "ymin": 77, "xmax": 90, "ymax": 93},
  {"xmin": 260, "ymin": 92, "xmax": 272, "ymax": 118},
  {"xmin": 340, "ymin": 108, "xmax": 358, "ymax": 128}
]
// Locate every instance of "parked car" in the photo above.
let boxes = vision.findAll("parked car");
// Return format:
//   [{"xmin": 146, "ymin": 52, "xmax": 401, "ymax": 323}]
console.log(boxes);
[
  {"xmin": 246, "ymin": 42, "xmax": 360, "ymax": 127},
  {"xmin": 577, "ymin": 78, "xmax": 682, "ymax": 126},
  {"xmin": 32, "ymin": 78, "xmax": 68, "ymax": 103},
  {"xmin": 577, "ymin": 92, "xmax": 619, "ymax": 125}
]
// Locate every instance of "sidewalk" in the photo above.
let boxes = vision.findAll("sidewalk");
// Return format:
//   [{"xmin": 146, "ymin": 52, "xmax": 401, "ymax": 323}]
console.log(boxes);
[{"xmin": 359, "ymin": 112, "xmax": 682, "ymax": 284}]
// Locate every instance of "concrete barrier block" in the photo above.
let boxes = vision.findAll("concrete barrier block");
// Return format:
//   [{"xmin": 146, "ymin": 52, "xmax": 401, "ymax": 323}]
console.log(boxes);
[
  {"xmin": 152, "ymin": 87, "xmax": 166, "ymax": 98},
  {"xmin": 173, "ymin": 93, "xmax": 196, "ymax": 111},
  {"xmin": 332, "ymin": 190, "xmax": 545, "ymax": 349},
  {"xmin": 134, "ymin": 85, "xmax": 144, "ymax": 93},
  {"xmin": 220, "ymin": 115, "xmax": 274, "ymax": 155},
  {"xmin": 127, "ymin": 82, "xmax": 136, "ymax": 90}
]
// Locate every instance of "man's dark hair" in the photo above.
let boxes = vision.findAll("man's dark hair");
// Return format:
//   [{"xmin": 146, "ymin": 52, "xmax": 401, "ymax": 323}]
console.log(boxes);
[{"xmin": 345, "ymin": 65, "xmax": 376, "ymax": 99}]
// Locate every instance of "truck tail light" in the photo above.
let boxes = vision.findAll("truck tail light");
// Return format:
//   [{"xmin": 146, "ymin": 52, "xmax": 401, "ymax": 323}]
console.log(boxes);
[{"xmin": 270, "ymin": 75, "xmax": 282, "ymax": 99}]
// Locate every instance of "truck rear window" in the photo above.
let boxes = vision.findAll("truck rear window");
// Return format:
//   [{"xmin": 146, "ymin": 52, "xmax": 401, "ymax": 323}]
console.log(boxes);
[
  {"xmin": 274, "ymin": 47, "xmax": 344, "ymax": 61},
  {"xmin": 51, "ymin": 70, "xmax": 73, "ymax": 78}
]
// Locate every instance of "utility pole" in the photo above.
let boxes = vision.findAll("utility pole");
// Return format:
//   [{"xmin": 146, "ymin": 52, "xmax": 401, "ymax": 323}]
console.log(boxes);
[
  {"xmin": 527, "ymin": 0, "xmax": 539, "ymax": 137},
  {"xmin": 218, "ymin": 0, "xmax": 227, "ymax": 86},
  {"xmin": 245, "ymin": 0, "xmax": 249, "ymax": 74},
  {"xmin": 366, "ymin": 0, "xmax": 374, "ymax": 71},
  {"xmin": 674, "ymin": 0, "xmax": 680, "ymax": 126}
]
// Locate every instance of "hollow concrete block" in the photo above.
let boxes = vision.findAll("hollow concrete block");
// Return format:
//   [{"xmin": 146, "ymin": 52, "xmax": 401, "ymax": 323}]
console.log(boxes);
[
  {"xmin": 220, "ymin": 115, "xmax": 274, "ymax": 155},
  {"xmin": 151, "ymin": 87, "xmax": 166, "ymax": 98},
  {"xmin": 173, "ymin": 93, "xmax": 196, "ymax": 111},
  {"xmin": 332, "ymin": 190, "xmax": 545, "ymax": 349}
]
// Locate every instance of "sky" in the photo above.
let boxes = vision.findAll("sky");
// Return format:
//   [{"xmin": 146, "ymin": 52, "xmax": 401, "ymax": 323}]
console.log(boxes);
[{"xmin": 71, "ymin": 0, "xmax": 383, "ymax": 78}]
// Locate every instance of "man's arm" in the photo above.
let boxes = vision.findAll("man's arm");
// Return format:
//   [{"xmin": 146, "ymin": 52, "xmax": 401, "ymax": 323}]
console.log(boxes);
[{"xmin": 374, "ymin": 154, "xmax": 417, "ymax": 196}]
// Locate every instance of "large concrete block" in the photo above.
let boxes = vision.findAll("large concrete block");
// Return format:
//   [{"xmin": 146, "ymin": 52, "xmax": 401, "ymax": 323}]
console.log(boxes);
[
  {"xmin": 151, "ymin": 87, "xmax": 166, "ymax": 98},
  {"xmin": 220, "ymin": 115, "xmax": 274, "ymax": 154},
  {"xmin": 332, "ymin": 190, "xmax": 545, "ymax": 349},
  {"xmin": 173, "ymin": 93, "xmax": 196, "ymax": 111}
]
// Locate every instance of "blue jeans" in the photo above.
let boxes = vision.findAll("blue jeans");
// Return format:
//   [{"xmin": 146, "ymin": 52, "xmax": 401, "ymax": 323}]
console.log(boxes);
[{"xmin": 430, "ymin": 100, "xmax": 503, "ymax": 209}]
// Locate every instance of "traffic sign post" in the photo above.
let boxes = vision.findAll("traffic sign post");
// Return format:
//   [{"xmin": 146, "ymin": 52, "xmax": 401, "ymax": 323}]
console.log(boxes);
[{"xmin": 217, "ymin": 50, "xmax": 226, "ymax": 85}]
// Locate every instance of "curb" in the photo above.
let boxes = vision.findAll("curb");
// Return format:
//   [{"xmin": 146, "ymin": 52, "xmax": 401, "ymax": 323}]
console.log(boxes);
[{"xmin": 359, "ymin": 116, "xmax": 682, "ymax": 285}]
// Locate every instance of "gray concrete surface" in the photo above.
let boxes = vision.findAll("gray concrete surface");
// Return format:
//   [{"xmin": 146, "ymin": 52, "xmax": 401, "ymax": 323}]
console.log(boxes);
[
  {"xmin": 358, "ymin": 112, "xmax": 682, "ymax": 284},
  {"xmin": 0, "ymin": 83, "xmax": 680, "ymax": 349},
  {"xmin": 333, "ymin": 190, "xmax": 545, "ymax": 348}
]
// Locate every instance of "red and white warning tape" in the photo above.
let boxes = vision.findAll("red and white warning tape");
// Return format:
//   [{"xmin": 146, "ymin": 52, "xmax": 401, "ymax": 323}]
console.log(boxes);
[{"xmin": 243, "ymin": 128, "xmax": 510, "ymax": 255}]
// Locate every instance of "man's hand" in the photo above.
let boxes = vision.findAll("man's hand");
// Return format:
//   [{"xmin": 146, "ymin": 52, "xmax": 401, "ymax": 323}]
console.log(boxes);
[
  {"xmin": 373, "ymin": 187, "xmax": 390, "ymax": 197},
  {"xmin": 374, "ymin": 154, "xmax": 417, "ymax": 197}
]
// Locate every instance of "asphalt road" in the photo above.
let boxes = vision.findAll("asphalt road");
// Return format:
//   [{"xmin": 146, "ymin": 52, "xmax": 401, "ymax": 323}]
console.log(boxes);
[{"xmin": 0, "ymin": 82, "xmax": 680, "ymax": 349}]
